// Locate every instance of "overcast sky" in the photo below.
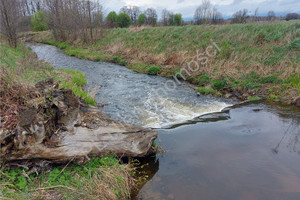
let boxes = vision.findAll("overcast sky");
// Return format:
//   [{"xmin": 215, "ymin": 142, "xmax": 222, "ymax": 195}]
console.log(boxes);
[{"xmin": 102, "ymin": 0, "xmax": 300, "ymax": 19}]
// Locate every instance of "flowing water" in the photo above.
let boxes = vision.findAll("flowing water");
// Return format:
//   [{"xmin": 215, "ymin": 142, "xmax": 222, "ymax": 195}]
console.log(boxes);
[{"xmin": 30, "ymin": 44, "xmax": 300, "ymax": 200}]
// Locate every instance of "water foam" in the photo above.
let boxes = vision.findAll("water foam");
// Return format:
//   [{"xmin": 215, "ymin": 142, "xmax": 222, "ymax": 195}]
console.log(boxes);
[{"xmin": 136, "ymin": 93, "xmax": 231, "ymax": 128}]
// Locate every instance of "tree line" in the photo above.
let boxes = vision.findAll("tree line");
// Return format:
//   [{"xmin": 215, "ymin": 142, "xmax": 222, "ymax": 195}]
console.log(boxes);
[
  {"xmin": 106, "ymin": 6, "xmax": 183, "ymax": 28},
  {"xmin": 0, "ymin": 0, "xmax": 299, "ymax": 48}
]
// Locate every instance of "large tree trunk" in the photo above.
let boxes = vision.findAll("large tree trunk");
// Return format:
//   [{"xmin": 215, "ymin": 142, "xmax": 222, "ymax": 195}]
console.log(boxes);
[{"xmin": 0, "ymin": 80, "xmax": 157, "ymax": 164}]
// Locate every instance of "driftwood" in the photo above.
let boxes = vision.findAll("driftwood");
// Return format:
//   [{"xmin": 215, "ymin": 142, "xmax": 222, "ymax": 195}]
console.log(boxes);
[{"xmin": 0, "ymin": 80, "xmax": 157, "ymax": 164}]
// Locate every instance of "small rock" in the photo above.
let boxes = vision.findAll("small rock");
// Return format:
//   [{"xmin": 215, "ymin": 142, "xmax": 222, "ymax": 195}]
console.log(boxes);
[
  {"xmin": 294, "ymin": 96, "xmax": 300, "ymax": 107},
  {"xmin": 242, "ymin": 93, "xmax": 250, "ymax": 100},
  {"xmin": 196, "ymin": 92, "xmax": 201, "ymax": 96},
  {"xmin": 225, "ymin": 93, "xmax": 233, "ymax": 98},
  {"xmin": 234, "ymin": 92, "xmax": 242, "ymax": 98}
]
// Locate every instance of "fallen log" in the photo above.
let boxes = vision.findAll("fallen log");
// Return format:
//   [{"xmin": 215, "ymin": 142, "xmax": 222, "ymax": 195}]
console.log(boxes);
[{"xmin": 0, "ymin": 80, "xmax": 157, "ymax": 164}]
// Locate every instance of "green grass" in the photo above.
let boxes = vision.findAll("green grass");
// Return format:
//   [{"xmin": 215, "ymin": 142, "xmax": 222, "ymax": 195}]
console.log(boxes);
[
  {"xmin": 31, "ymin": 21, "xmax": 300, "ymax": 103},
  {"xmin": 56, "ymin": 69, "xmax": 96, "ymax": 106},
  {"xmin": 147, "ymin": 66, "xmax": 160, "ymax": 75},
  {"xmin": 197, "ymin": 73, "xmax": 211, "ymax": 85},
  {"xmin": 211, "ymin": 79, "xmax": 227, "ymax": 90},
  {"xmin": 0, "ymin": 39, "xmax": 96, "ymax": 106},
  {"xmin": 197, "ymin": 87, "xmax": 216, "ymax": 95},
  {"xmin": 1, "ymin": 40, "xmax": 136, "ymax": 199},
  {"xmin": 0, "ymin": 156, "xmax": 130, "ymax": 199},
  {"xmin": 248, "ymin": 96, "xmax": 261, "ymax": 101}
]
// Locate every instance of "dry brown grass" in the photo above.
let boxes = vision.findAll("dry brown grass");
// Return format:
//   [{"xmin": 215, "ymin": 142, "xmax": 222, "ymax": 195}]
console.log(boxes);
[
  {"xmin": 128, "ymin": 25, "xmax": 151, "ymax": 33},
  {"xmin": 0, "ymin": 68, "xmax": 38, "ymax": 132},
  {"xmin": 81, "ymin": 165, "xmax": 135, "ymax": 200},
  {"xmin": 0, "ymin": 163, "xmax": 135, "ymax": 200}
]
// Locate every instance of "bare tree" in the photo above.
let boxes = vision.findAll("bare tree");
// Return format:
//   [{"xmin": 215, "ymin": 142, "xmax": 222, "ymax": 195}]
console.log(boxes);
[
  {"xmin": 43, "ymin": 0, "xmax": 103, "ymax": 42},
  {"xmin": 21, "ymin": 0, "xmax": 41, "ymax": 16},
  {"xmin": 120, "ymin": 5, "xmax": 141, "ymax": 25},
  {"xmin": 0, "ymin": 0, "xmax": 22, "ymax": 48},
  {"xmin": 211, "ymin": 7, "xmax": 223, "ymax": 24},
  {"xmin": 194, "ymin": 0, "xmax": 211, "ymax": 24},
  {"xmin": 267, "ymin": 10, "xmax": 276, "ymax": 21},
  {"xmin": 161, "ymin": 9, "xmax": 170, "ymax": 26},
  {"xmin": 194, "ymin": 0, "xmax": 223, "ymax": 25},
  {"xmin": 232, "ymin": 9, "xmax": 249, "ymax": 24},
  {"xmin": 144, "ymin": 8, "xmax": 157, "ymax": 26},
  {"xmin": 286, "ymin": 13, "xmax": 300, "ymax": 21},
  {"xmin": 253, "ymin": 8, "xmax": 259, "ymax": 22}
]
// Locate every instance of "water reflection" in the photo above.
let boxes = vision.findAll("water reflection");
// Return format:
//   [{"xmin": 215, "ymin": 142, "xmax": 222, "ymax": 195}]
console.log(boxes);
[{"xmin": 137, "ymin": 102, "xmax": 300, "ymax": 200}]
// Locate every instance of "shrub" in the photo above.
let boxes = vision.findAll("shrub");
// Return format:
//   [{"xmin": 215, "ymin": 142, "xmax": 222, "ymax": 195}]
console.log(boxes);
[
  {"xmin": 94, "ymin": 57, "xmax": 101, "ymax": 62},
  {"xmin": 117, "ymin": 13, "xmax": 132, "ymax": 28},
  {"xmin": 138, "ymin": 14, "xmax": 147, "ymax": 26},
  {"xmin": 147, "ymin": 66, "xmax": 160, "ymax": 75},
  {"xmin": 31, "ymin": 10, "xmax": 48, "ymax": 31},
  {"xmin": 119, "ymin": 60, "xmax": 127, "ymax": 66},
  {"xmin": 112, "ymin": 56, "xmax": 121, "ymax": 63},
  {"xmin": 174, "ymin": 14, "xmax": 183, "ymax": 26},
  {"xmin": 106, "ymin": 11, "xmax": 118, "ymax": 27},
  {"xmin": 197, "ymin": 73, "xmax": 211, "ymax": 85},
  {"xmin": 211, "ymin": 79, "xmax": 227, "ymax": 90}
]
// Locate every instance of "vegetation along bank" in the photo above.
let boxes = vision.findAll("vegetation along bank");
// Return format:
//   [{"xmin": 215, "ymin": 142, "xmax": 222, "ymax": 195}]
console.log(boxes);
[
  {"xmin": 0, "ymin": 36, "xmax": 156, "ymax": 199},
  {"xmin": 25, "ymin": 20, "xmax": 300, "ymax": 105}
]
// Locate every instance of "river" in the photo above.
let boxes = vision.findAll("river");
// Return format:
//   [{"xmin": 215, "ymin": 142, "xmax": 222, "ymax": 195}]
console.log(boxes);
[{"xmin": 29, "ymin": 44, "xmax": 300, "ymax": 200}]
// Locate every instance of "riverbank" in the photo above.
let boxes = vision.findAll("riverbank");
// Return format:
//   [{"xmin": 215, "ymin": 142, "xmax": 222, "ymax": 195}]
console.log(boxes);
[
  {"xmin": 22, "ymin": 21, "xmax": 300, "ymax": 105},
  {"xmin": 0, "ymin": 37, "xmax": 155, "ymax": 199}
]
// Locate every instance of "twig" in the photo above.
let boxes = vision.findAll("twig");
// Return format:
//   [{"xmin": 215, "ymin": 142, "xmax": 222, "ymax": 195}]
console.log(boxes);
[
  {"xmin": 30, "ymin": 185, "xmax": 77, "ymax": 191},
  {"xmin": 58, "ymin": 157, "xmax": 74, "ymax": 176}
]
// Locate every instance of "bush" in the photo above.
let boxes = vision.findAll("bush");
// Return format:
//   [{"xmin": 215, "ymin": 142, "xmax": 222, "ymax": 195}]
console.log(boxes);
[
  {"xmin": 119, "ymin": 60, "xmax": 127, "ymax": 66},
  {"xmin": 112, "ymin": 56, "xmax": 121, "ymax": 63},
  {"xmin": 147, "ymin": 66, "xmax": 160, "ymax": 75},
  {"xmin": 197, "ymin": 73, "xmax": 211, "ymax": 85},
  {"xmin": 211, "ymin": 79, "xmax": 227, "ymax": 90},
  {"xmin": 138, "ymin": 14, "xmax": 147, "ymax": 26},
  {"xmin": 106, "ymin": 11, "xmax": 118, "ymax": 27},
  {"xmin": 117, "ymin": 13, "xmax": 132, "ymax": 28},
  {"xmin": 94, "ymin": 57, "xmax": 101, "ymax": 62},
  {"xmin": 31, "ymin": 10, "xmax": 48, "ymax": 31}
]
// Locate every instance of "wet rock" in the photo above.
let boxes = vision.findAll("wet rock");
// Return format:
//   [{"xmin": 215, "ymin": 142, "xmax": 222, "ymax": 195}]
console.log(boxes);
[
  {"xmin": 1, "ymin": 80, "xmax": 157, "ymax": 163},
  {"xmin": 224, "ymin": 93, "xmax": 233, "ymax": 99},
  {"xmin": 293, "ymin": 96, "xmax": 300, "ymax": 107},
  {"xmin": 242, "ymin": 93, "xmax": 250, "ymax": 100},
  {"xmin": 234, "ymin": 92, "xmax": 242, "ymax": 99}
]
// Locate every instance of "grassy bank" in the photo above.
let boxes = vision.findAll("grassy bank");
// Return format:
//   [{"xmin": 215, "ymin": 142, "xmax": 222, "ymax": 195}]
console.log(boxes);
[
  {"xmin": 0, "ymin": 39, "xmax": 96, "ymax": 106},
  {"xmin": 26, "ymin": 21, "xmax": 300, "ymax": 103},
  {"xmin": 0, "ymin": 38, "xmax": 137, "ymax": 199},
  {"xmin": 0, "ymin": 156, "xmax": 135, "ymax": 200}
]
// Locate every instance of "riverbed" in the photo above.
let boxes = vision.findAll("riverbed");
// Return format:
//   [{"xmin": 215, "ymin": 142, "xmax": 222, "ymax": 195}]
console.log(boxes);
[{"xmin": 30, "ymin": 44, "xmax": 300, "ymax": 200}]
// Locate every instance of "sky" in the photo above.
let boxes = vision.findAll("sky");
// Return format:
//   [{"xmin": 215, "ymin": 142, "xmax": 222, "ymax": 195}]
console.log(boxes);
[{"xmin": 102, "ymin": 0, "xmax": 300, "ymax": 19}]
